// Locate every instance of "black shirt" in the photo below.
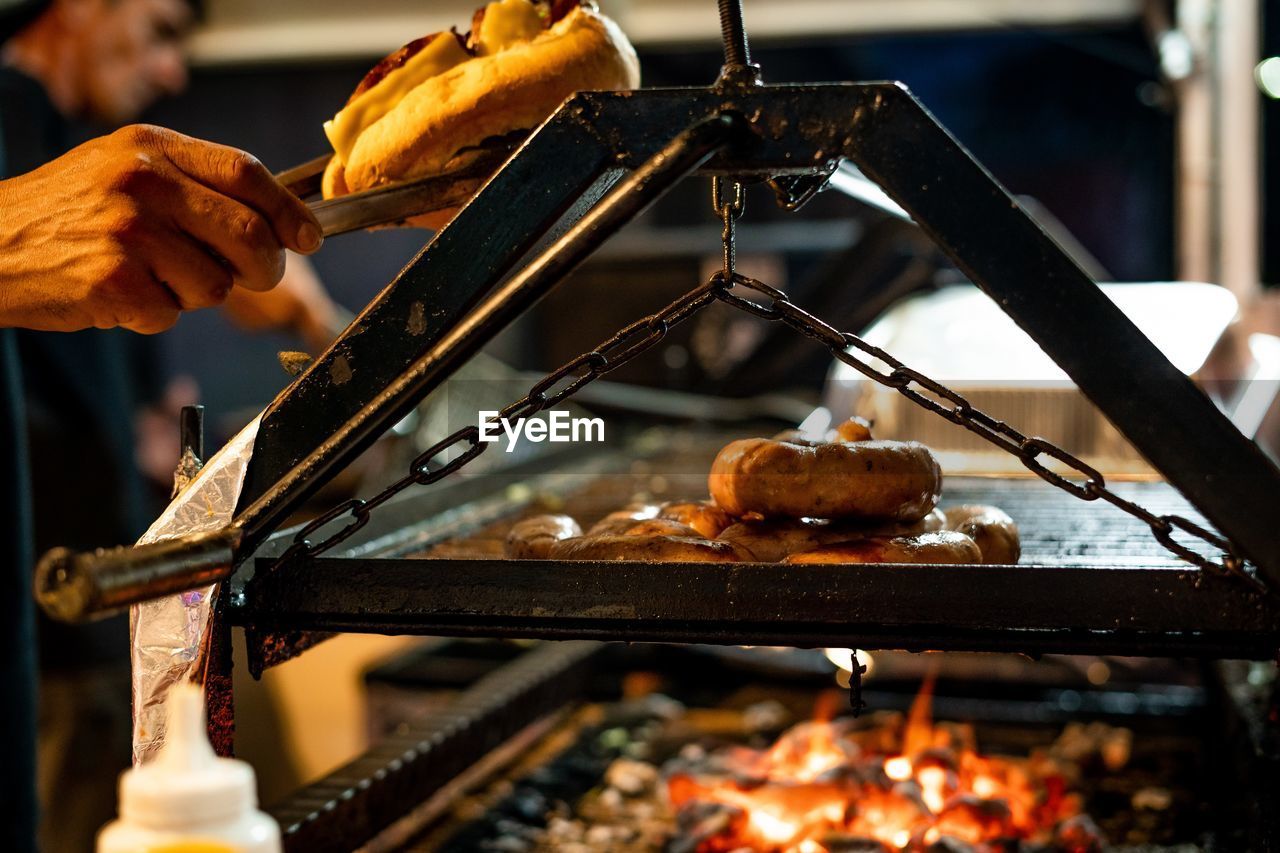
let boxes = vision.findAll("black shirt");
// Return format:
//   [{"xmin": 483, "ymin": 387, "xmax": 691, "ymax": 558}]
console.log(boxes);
[
  {"xmin": 0, "ymin": 64, "xmax": 163, "ymax": 852},
  {"xmin": 0, "ymin": 68, "xmax": 162, "ymax": 666},
  {"xmin": 0, "ymin": 65, "xmax": 39, "ymax": 853}
]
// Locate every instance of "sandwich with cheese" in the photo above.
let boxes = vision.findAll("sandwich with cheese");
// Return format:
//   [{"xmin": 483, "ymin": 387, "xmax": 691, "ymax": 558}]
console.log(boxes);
[{"xmin": 321, "ymin": 0, "xmax": 640, "ymax": 228}]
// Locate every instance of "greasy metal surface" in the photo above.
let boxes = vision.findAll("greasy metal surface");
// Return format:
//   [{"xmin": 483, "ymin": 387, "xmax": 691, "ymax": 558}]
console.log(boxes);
[
  {"xmin": 240, "ymin": 445, "xmax": 617, "ymax": 677},
  {"xmin": 237, "ymin": 474, "xmax": 1279, "ymax": 659},
  {"xmin": 270, "ymin": 640, "xmax": 602, "ymax": 853}
]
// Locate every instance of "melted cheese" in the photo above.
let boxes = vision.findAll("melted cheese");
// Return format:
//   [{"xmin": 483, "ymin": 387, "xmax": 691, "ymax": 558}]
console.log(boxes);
[
  {"xmin": 323, "ymin": 33, "xmax": 470, "ymax": 162},
  {"xmin": 475, "ymin": 0, "xmax": 546, "ymax": 55}
]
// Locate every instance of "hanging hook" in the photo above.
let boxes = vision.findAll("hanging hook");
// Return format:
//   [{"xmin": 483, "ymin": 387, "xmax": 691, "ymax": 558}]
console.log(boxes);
[
  {"xmin": 712, "ymin": 176, "xmax": 745, "ymax": 282},
  {"xmin": 849, "ymin": 650, "xmax": 868, "ymax": 717}
]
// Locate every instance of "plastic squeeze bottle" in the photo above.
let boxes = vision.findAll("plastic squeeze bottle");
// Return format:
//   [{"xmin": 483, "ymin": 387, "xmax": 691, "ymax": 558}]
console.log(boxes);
[{"xmin": 97, "ymin": 683, "xmax": 281, "ymax": 853}]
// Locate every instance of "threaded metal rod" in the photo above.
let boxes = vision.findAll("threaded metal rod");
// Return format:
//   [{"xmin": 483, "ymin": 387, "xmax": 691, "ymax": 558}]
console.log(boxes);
[{"xmin": 718, "ymin": 0, "xmax": 751, "ymax": 67}]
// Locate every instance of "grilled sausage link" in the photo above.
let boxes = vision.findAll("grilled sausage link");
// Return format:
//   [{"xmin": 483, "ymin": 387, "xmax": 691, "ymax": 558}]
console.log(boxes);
[
  {"xmin": 588, "ymin": 517, "xmax": 701, "ymax": 538},
  {"xmin": 709, "ymin": 438, "xmax": 942, "ymax": 521},
  {"xmin": 585, "ymin": 503, "xmax": 660, "ymax": 536},
  {"xmin": 717, "ymin": 509, "xmax": 946, "ymax": 563},
  {"xmin": 943, "ymin": 504, "xmax": 1020, "ymax": 564},
  {"xmin": 783, "ymin": 530, "xmax": 982, "ymax": 565},
  {"xmin": 656, "ymin": 500, "xmax": 733, "ymax": 538},
  {"xmin": 505, "ymin": 513, "xmax": 583, "ymax": 559},
  {"xmin": 549, "ymin": 534, "xmax": 753, "ymax": 562}
]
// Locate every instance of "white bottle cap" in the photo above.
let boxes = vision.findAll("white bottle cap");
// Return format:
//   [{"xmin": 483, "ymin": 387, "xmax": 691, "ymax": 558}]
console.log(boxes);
[{"xmin": 118, "ymin": 683, "xmax": 258, "ymax": 829}]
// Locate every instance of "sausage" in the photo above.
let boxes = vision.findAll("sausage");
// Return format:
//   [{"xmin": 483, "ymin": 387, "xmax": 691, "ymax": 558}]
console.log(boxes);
[
  {"xmin": 548, "ymin": 534, "xmax": 753, "ymax": 563},
  {"xmin": 709, "ymin": 438, "xmax": 942, "ymax": 521},
  {"xmin": 585, "ymin": 503, "xmax": 661, "ymax": 536},
  {"xmin": 655, "ymin": 500, "xmax": 733, "ymax": 538},
  {"xmin": 588, "ymin": 517, "xmax": 701, "ymax": 537},
  {"xmin": 943, "ymin": 504, "xmax": 1020, "ymax": 565},
  {"xmin": 783, "ymin": 531, "xmax": 982, "ymax": 565},
  {"xmin": 717, "ymin": 509, "xmax": 946, "ymax": 563},
  {"xmin": 505, "ymin": 513, "xmax": 582, "ymax": 559}
]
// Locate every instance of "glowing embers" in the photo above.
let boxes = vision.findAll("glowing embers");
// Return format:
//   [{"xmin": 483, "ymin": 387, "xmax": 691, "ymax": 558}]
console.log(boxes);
[{"xmin": 664, "ymin": 679, "xmax": 1108, "ymax": 852}]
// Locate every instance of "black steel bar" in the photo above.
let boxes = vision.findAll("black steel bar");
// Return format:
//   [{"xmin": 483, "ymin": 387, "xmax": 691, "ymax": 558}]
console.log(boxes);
[
  {"xmin": 179, "ymin": 404, "xmax": 204, "ymax": 461},
  {"xmin": 835, "ymin": 85, "xmax": 1280, "ymax": 585},
  {"xmin": 270, "ymin": 640, "xmax": 602, "ymax": 853},
  {"xmin": 238, "ymin": 556, "xmax": 1280, "ymax": 659},
  {"xmin": 34, "ymin": 528, "xmax": 239, "ymax": 623}
]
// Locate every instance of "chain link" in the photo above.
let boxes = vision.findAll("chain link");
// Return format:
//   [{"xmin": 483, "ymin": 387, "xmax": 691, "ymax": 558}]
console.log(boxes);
[
  {"xmin": 708, "ymin": 269, "xmax": 1258, "ymax": 592},
  {"xmin": 279, "ymin": 281, "xmax": 720, "ymax": 562},
  {"xmin": 281, "ymin": 177, "xmax": 1257, "ymax": 594}
]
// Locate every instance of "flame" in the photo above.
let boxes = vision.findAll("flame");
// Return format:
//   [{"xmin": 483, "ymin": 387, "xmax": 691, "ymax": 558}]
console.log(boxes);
[{"xmin": 664, "ymin": 678, "xmax": 1099, "ymax": 852}]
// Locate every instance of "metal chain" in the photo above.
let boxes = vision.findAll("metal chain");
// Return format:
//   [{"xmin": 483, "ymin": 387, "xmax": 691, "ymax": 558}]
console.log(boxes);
[
  {"xmin": 282, "ymin": 176, "xmax": 1258, "ymax": 595},
  {"xmin": 278, "ymin": 280, "xmax": 720, "ymax": 563},
  {"xmin": 711, "ymin": 269, "xmax": 1258, "ymax": 592}
]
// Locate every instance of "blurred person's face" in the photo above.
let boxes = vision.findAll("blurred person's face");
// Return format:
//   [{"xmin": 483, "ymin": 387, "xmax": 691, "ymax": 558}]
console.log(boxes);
[{"xmin": 76, "ymin": 0, "xmax": 191, "ymax": 124}]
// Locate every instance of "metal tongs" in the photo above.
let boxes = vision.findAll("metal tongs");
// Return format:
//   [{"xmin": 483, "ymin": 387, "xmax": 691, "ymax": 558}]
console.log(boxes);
[{"xmin": 276, "ymin": 133, "xmax": 524, "ymax": 236}]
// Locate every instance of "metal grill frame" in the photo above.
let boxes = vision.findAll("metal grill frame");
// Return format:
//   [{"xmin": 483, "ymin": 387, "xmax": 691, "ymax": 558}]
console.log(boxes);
[
  {"xmin": 218, "ymin": 79, "xmax": 1280, "ymax": 701},
  {"xmin": 232, "ymin": 443, "xmax": 1280, "ymax": 663}
]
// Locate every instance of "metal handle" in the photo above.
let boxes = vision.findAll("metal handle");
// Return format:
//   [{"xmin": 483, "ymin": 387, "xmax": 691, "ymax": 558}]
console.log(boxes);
[{"xmin": 34, "ymin": 527, "xmax": 242, "ymax": 623}]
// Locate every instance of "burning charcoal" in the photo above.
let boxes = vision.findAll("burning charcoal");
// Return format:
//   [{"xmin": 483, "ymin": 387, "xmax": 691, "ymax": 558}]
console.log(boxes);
[
  {"xmin": 934, "ymin": 794, "xmax": 1013, "ymax": 844},
  {"xmin": 606, "ymin": 757, "xmax": 660, "ymax": 795},
  {"xmin": 670, "ymin": 802, "xmax": 745, "ymax": 853},
  {"xmin": 742, "ymin": 700, "xmax": 792, "ymax": 733},
  {"xmin": 913, "ymin": 747, "xmax": 958, "ymax": 774},
  {"xmin": 821, "ymin": 836, "xmax": 893, "ymax": 852},
  {"xmin": 921, "ymin": 836, "xmax": 977, "ymax": 853},
  {"xmin": 1054, "ymin": 814, "xmax": 1106, "ymax": 852},
  {"xmin": 935, "ymin": 722, "xmax": 976, "ymax": 755},
  {"xmin": 763, "ymin": 720, "xmax": 861, "ymax": 781},
  {"xmin": 1130, "ymin": 786, "xmax": 1173, "ymax": 811}
]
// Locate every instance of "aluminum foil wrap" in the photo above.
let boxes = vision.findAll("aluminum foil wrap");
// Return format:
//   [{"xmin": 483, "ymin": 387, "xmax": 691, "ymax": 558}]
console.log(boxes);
[{"xmin": 129, "ymin": 416, "xmax": 260, "ymax": 765}]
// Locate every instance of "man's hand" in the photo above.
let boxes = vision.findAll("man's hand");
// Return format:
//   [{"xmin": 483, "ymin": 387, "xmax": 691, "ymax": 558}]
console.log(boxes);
[
  {"xmin": 0, "ymin": 124, "xmax": 323, "ymax": 334},
  {"xmin": 222, "ymin": 252, "xmax": 345, "ymax": 354}
]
